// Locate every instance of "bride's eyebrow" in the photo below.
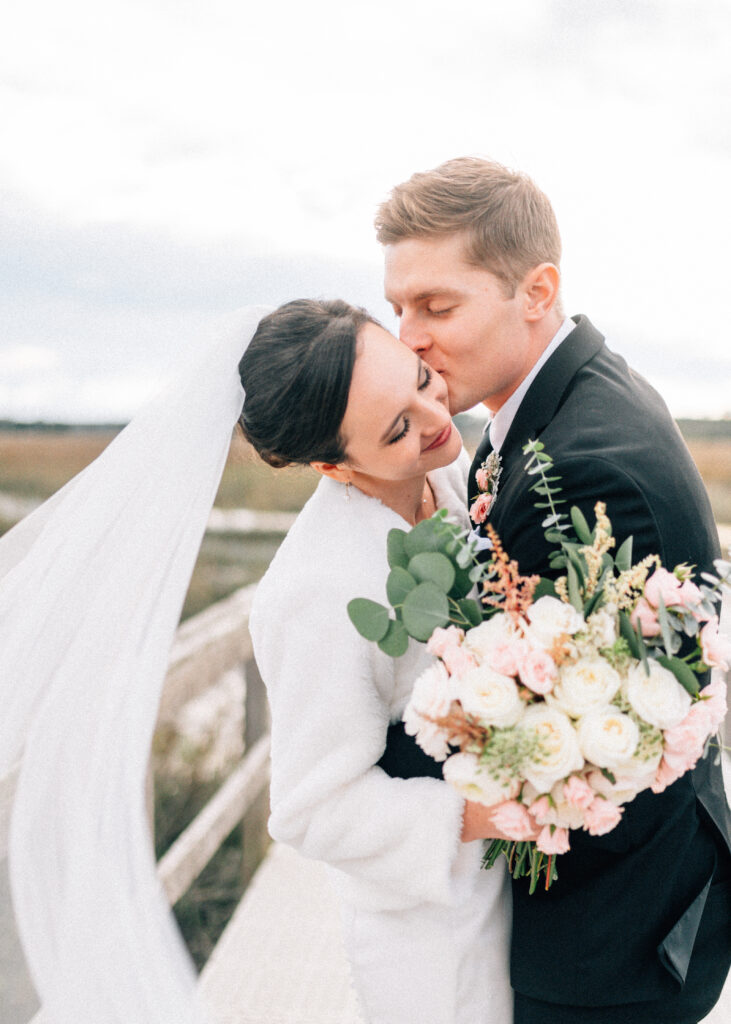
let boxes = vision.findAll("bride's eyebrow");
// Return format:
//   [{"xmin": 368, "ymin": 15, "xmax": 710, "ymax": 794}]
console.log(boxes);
[{"xmin": 379, "ymin": 358, "xmax": 423, "ymax": 444}]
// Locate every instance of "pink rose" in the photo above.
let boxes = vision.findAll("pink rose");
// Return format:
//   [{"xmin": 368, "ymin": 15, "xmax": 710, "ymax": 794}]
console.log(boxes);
[
  {"xmin": 490, "ymin": 800, "xmax": 536, "ymax": 841},
  {"xmin": 697, "ymin": 678, "xmax": 728, "ymax": 733},
  {"xmin": 485, "ymin": 639, "xmax": 525, "ymax": 678},
  {"xmin": 529, "ymin": 795, "xmax": 552, "ymax": 823},
  {"xmin": 644, "ymin": 568, "xmax": 684, "ymax": 609},
  {"xmin": 427, "ymin": 625, "xmax": 465, "ymax": 659},
  {"xmin": 469, "ymin": 493, "xmax": 492, "ymax": 524},
  {"xmin": 651, "ymin": 755, "xmax": 685, "ymax": 794},
  {"xmin": 536, "ymin": 825, "xmax": 571, "ymax": 855},
  {"xmin": 700, "ymin": 620, "xmax": 731, "ymax": 671},
  {"xmin": 630, "ymin": 598, "xmax": 661, "ymax": 638},
  {"xmin": 563, "ymin": 774, "xmax": 595, "ymax": 810},
  {"xmin": 442, "ymin": 646, "xmax": 478, "ymax": 679},
  {"xmin": 678, "ymin": 580, "xmax": 704, "ymax": 614},
  {"xmin": 518, "ymin": 646, "xmax": 558, "ymax": 695},
  {"xmin": 583, "ymin": 797, "xmax": 623, "ymax": 836},
  {"xmin": 475, "ymin": 467, "xmax": 490, "ymax": 491}
]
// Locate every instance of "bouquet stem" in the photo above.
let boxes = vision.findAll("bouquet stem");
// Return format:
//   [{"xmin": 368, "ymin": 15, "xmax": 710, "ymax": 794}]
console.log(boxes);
[{"xmin": 482, "ymin": 839, "xmax": 559, "ymax": 892}]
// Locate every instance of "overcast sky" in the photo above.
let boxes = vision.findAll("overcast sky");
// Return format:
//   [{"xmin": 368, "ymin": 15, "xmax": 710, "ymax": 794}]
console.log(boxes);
[{"xmin": 1, "ymin": 0, "xmax": 730, "ymax": 421}]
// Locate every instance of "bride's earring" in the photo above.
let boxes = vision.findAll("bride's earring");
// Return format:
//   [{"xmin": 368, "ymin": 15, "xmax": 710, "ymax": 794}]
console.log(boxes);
[{"xmin": 345, "ymin": 481, "xmax": 352, "ymax": 502}]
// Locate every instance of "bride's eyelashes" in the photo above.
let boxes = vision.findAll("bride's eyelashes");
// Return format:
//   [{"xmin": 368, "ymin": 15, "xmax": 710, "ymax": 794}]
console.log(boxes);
[
  {"xmin": 388, "ymin": 418, "xmax": 410, "ymax": 445},
  {"xmin": 386, "ymin": 362, "xmax": 434, "ymax": 446}
]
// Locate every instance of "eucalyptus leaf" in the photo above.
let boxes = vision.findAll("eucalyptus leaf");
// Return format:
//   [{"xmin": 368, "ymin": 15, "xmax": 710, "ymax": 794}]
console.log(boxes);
[
  {"xmin": 656, "ymin": 654, "xmax": 700, "ymax": 697},
  {"xmin": 615, "ymin": 536, "xmax": 633, "ymax": 573},
  {"xmin": 457, "ymin": 597, "xmax": 483, "ymax": 627},
  {"xmin": 401, "ymin": 582, "xmax": 450, "ymax": 641},
  {"xmin": 347, "ymin": 598, "xmax": 390, "ymax": 642},
  {"xmin": 619, "ymin": 611, "xmax": 641, "ymax": 659},
  {"xmin": 656, "ymin": 595, "xmax": 675, "ymax": 655},
  {"xmin": 449, "ymin": 565, "xmax": 474, "ymax": 600},
  {"xmin": 567, "ymin": 562, "xmax": 583, "ymax": 612},
  {"xmin": 387, "ymin": 528, "xmax": 409, "ymax": 569},
  {"xmin": 378, "ymin": 619, "xmax": 410, "ymax": 657},
  {"xmin": 533, "ymin": 577, "xmax": 558, "ymax": 600},
  {"xmin": 386, "ymin": 566, "xmax": 417, "ymax": 607},
  {"xmin": 403, "ymin": 518, "xmax": 441, "ymax": 558},
  {"xmin": 408, "ymin": 551, "xmax": 456, "ymax": 593},
  {"xmin": 570, "ymin": 506, "xmax": 593, "ymax": 545}
]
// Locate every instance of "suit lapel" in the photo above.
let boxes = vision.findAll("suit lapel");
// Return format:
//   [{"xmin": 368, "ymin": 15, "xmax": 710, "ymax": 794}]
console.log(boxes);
[{"xmin": 499, "ymin": 314, "xmax": 606, "ymax": 467}]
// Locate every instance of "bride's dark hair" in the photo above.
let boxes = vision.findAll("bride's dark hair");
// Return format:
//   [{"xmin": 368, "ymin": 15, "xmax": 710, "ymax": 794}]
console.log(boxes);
[{"xmin": 238, "ymin": 298, "xmax": 378, "ymax": 468}]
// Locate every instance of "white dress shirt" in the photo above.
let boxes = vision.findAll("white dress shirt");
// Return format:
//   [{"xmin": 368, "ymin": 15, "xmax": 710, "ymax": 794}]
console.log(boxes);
[{"xmin": 488, "ymin": 316, "xmax": 576, "ymax": 453}]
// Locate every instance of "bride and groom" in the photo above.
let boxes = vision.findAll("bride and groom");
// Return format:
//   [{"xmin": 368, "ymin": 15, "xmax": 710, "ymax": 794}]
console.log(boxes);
[{"xmin": 2, "ymin": 157, "xmax": 729, "ymax": 1024}]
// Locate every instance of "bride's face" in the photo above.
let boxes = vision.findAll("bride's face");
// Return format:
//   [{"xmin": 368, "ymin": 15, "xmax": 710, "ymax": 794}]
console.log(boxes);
[{"xmin": 337, "ymin": 322, "xmax": 462, "ymax": 481}]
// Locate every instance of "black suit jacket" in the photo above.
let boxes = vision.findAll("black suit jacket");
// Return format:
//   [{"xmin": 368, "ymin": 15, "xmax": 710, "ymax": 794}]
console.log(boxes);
[{"xmin": 469, "ymin": 315, "xmax": 731, "ymax": 1006}]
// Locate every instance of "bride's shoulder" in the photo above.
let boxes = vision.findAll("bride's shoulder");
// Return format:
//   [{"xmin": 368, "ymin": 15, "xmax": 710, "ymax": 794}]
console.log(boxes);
[
  {"xmin": 428, "ymin": 448, "xmax": 470, "ymax": 520},
  {"xmin": 253, "ymin": 475, "xmax": 393, "ymax": 603}
]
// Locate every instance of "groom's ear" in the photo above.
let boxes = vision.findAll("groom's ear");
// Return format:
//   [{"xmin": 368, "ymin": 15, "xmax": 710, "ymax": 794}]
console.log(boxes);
[
  {"xmin": 310, "ymin": 461, "xmax": 350, "ymax": 483},
  {"xmin": 520, "ymin": 262, "xmax": 561, "ymax": 322}
]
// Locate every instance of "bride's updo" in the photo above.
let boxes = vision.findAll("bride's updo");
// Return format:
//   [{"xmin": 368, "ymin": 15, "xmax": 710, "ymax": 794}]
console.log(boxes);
[{"xmin": 239, "ymin": 298, "xmax": 378, "ymax": 468}]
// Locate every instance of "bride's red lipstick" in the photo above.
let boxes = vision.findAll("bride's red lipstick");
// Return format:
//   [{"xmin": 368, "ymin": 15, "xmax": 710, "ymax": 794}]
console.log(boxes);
[{"xmin": 423, "ymin": 423, "xmax": 452, "ymax": 452}]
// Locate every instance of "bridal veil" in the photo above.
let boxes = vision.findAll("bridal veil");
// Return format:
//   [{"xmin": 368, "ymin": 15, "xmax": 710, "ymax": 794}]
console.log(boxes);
[{"xmin": 0, "ymin": 306, "xmax": 270, "ymax": 1023}]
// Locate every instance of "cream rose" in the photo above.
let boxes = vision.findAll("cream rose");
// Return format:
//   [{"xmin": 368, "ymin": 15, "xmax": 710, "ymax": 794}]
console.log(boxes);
[
  {"xmin": 519, "ymin": 704, "xmax": 584, "ymax": 793},
  {"xmin": 586, "ymin": 609, "xmax": 617, "ymax": 649},
  {"xmin": 443, "ymin": 751, "xmax": 520, "ymax": 807},
  {"xmin": 549, "ymin": 657, "xmax": 622, "ymax": 718},
  {"xmin": 577, "ymin": 708, "xmax": 639, "ymax": 768},
  {"xmin": 624, "ymin": 660, "xmax": 692, "ymax": 730},
  {"xmin": 526, "ymin": 596, "xmax": 585, "ymax": 648},
  {"xmin": 457, "ymin": 664, "xmax": 525, "ymax": 728}
]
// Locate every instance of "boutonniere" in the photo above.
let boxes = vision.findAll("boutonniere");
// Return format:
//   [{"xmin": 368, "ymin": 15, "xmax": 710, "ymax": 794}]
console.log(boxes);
[{"xmin": 470, "ymin": 450, "xmax": 502, "ymax": 525}]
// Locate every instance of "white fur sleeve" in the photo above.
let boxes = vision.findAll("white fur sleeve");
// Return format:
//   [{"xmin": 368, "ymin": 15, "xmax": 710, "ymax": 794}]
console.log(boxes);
[{"xmin": 250, "ymin": 575, "xmax": 473, "ymax": 913}]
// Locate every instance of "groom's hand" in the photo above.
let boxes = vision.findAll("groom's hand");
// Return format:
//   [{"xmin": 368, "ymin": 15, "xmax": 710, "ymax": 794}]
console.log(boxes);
[{"xmin": 461, "ymin": 799, "xmax": 540, "ymax": 843}]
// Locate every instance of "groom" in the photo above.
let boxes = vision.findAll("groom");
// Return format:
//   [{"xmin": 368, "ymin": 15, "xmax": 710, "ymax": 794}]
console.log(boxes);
[{"xmin": 375, "ymin": 157, "xmax": 731, "ymax": 1023}]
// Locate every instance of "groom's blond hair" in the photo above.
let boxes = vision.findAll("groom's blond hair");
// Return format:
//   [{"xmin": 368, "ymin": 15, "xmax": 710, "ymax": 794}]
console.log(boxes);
[{"xmin": 375, "ymin": 156, "xmax": 561, "ymax": 296}]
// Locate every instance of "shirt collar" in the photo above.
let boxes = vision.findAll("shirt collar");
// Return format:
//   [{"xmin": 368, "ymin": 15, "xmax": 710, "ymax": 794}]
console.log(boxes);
[{"xmin": 488, "ymin": 316, "xmax": 575, "ymax": 454}]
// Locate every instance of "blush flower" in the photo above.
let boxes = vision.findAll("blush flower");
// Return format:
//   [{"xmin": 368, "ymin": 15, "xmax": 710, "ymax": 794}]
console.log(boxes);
[
  {"xmin": 563, "ymin": 774, "xmax": 595, "ymax": 810},
  {"xmin": 583, "ymin": 797, "xmax": 623, "ymax": 836},
  {"xmin": 700, "ymin": 620, "xmax": 731, "ymax": 671},
  {"xmin": 464, "ymin": 614, "xmax": 528, "ymax": 677},
  {"xmin": 403, "ymin": 662, "xmax": 454, "ymax": 761},
  {"xmin": 644, "ymin": 568, "xmax": 684, "ymax": 609},
  {"xmin": 470, "ymin": 493, "xmax": 492, "ymax": 524},
  {"xmin": 489, "ymin": 800, "xmax": 536, "ymax": 841},
  {"xmin": 475, "ymin": 466, "xmax": 490, "ymax": 491},
  {"xmin": 630, "ymin": 598, "xmax": 661, "ymax": 638},
  {"xmin": 536, "ymin": 825, "xmax": 570, "ymax": 855},
  {"xmin": 518, "ymin": 645, "xmax": 558, "ymax": 695}
]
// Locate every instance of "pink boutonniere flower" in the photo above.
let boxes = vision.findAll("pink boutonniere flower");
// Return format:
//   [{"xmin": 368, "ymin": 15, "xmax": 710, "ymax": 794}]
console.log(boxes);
[{"xmin": 471, "ymin": 449, "xmax": 502, "ymax": 526}]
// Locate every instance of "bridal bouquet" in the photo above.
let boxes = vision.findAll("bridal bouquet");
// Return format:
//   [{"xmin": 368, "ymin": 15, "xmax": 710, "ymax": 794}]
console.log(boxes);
[{"xmin": 348, "ymin": 441, "xmax": 731, "ymax": 891}]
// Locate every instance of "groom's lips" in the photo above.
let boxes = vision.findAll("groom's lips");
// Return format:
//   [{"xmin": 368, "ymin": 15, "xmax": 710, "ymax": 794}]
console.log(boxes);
[{"xmin": 423, "ymin": 423, "xmax": 452, "ymax": 452}]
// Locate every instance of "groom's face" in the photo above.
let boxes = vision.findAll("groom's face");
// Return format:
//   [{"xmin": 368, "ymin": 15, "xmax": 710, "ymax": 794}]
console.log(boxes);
[{"xmin": 384, "ymin": 233, "xmax": 532, "ymax": 414}]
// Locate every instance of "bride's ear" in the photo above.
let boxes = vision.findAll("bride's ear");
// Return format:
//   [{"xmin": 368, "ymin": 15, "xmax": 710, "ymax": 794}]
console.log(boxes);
[{"xmin": 310, "ymin": 461, "xmax": 350, "ymax": 483}]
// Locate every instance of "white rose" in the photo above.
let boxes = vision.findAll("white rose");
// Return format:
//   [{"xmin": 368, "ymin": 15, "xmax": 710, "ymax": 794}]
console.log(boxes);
[
  {"xmin": 625, "ymin": 660, "xmax": 692, "ymax": 730},
  {"xmin": 526, "ymin": 596, "xmax": 584, "ymax": 648},
  {"xmin": 586, "ymin": 768, "xmax": 645, "ymax": 806},
  {"xmin": 443, "ymin": 751, "xmax": 520, "ymax": 807},
  {"xmin": 403, "ymin": 661, "xmax": 454, "ymax": 761},
  {"xmin": 577, "ymin": 708, "xmax": 639, "ymax": 768},
  {"xmin": 464, "ymin": 613, "xmax": 521, "ymax": 660},
  {"xmin": 549, "ymin": 657, "xmax": 622, "ymax": 718},
  {"xmin": 519, "ymin": 704, "xmax": 584, "ymax": 793},
  {"xmin": 457, "ymin": 665, "xmax": 525, "ymax": 728}
]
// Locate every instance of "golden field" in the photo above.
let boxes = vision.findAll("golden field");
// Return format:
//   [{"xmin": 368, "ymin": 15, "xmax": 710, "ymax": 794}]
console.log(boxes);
[{"xmin": 1, "ymin": 425, "xmax": 729, "ymax": 620}]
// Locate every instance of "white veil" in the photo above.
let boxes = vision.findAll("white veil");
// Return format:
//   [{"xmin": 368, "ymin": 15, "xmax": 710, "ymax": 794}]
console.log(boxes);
[{"xmin": 0, "ymin": 305, "xmax": 271, "ymax": 1023}]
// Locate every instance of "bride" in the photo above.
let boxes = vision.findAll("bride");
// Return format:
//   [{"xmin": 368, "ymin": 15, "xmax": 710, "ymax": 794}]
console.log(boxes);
[{"xmin": 1, "ymin": 299, "xmax": 511, "ymax": 1024}]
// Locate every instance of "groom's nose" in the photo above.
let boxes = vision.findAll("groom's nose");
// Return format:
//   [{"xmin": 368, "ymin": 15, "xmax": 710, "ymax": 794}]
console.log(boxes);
[{"xmin": 399, "ymin": 313, "xmax": 431, "ymax": 355}]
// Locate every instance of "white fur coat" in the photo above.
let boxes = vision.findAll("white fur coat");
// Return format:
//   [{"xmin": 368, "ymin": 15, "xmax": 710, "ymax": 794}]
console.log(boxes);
[{"xmin": 249, "ymin": 455, "xmax": 512, "ymax": 1024}]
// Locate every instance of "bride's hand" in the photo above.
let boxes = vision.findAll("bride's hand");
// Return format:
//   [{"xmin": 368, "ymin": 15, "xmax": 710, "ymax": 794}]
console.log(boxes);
[{"xmin": 460, "ymin": 799, "xmax": 540, "ymax": 843}]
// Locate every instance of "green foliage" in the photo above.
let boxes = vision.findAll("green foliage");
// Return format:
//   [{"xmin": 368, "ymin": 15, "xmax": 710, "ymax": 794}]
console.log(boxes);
[
  {"xmin": 347, "ymin": 598, "xmax": 390, "ymax": 642},
  {"xmin": 401, "ymin": 582, "xmax": 450, "ymax": 641}
]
